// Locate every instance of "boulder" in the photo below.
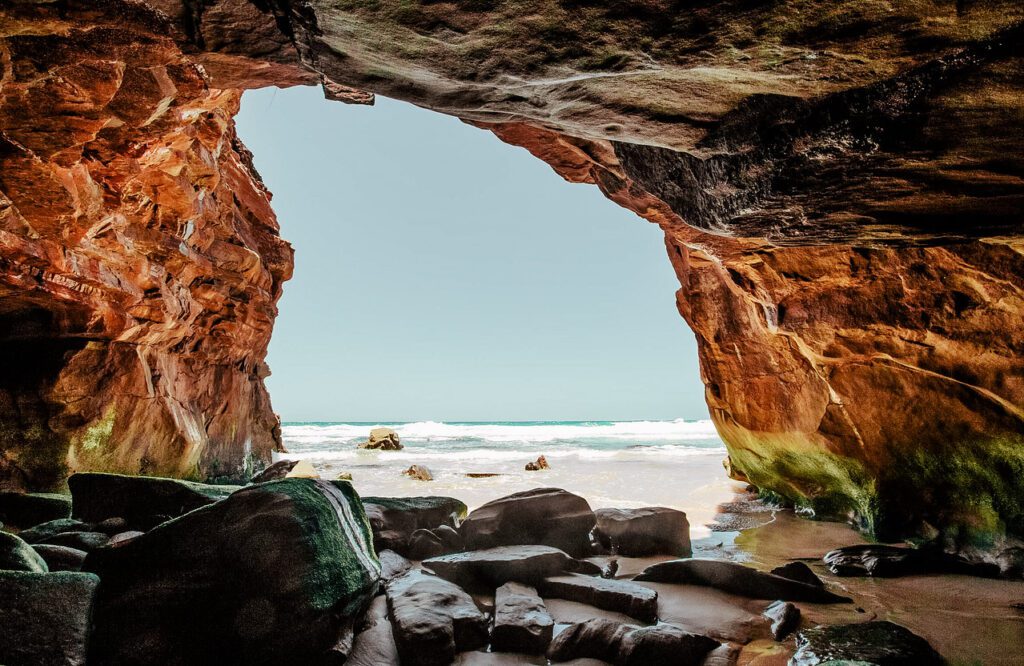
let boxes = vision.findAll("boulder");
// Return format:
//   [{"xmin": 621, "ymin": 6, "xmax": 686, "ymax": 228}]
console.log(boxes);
[
  {"xmin": 69, "ymin": 473, "xmax": 239, "ymax": 530},
  {"xmin": 378, "ymin": 549, "xmax": 414, "ymax": 581},
  {"xmin": 524, "ymin": 456, "xmax": 550, "ymax": 471},
  {"xmin": 539, "ymin": 573, "xmax": 658, "ymax": 623},
  {"xmin": 384, "ymin": 569, "xmax": 489, "ymax": 666},
  {"xmin": 408, "ymin": 529, "xmax": 447, "ymax": 560},
  {"xmin": 362, "ymin": 495, "xmax": 467, "ymax": 555},
  {"xmin": 95, "ymin": 517, "xmax": 129, "ymax": 535},
  {"xmin": 770, "ymin": 561, "xmax": 825, "ymax": 588},
  {"xmin": 0, "ymin": 492, "xmax": 72, "ymax": 528},
  {"xmin": 424, "ymin": 545, "xmax": 583, "ymax": 590},
  {"xmin": 823, "ymin": 544, "xmax": 1000, "ymax": 578},
  {"xmin": 250, "ymin": 459, "xmax": 299, "ymax": 483},
  {"xmin": 84, "ymin": 478, "xmax": 381, "ymax": 666},
  {"xmin": 634, "ymin": 559, "xmax": 851, "ymax": 603},
  {"xmin": 32, "ymin": 544, "xmax": 87, "ymax": 572},
  {"xmin": 403, "ymin": 465, "xmax": 434, "ymax": 481},
  {"xmin": 548, "ymin": 619, "xmax": 718, "ymax": 665},
  {"xmin": 594, "ymin": 507, "xmax": 691, "ymax": 557},
  {"xmin": 492, "ymin": 582, "xmax": 554, "ymax": 654},
  {"xmin": 547, "ymin": 618, "xmax": 632, "ymax": 663},
  {"xmin": 37, "ymin": 531, "xmax": 110, "ymax": 552},
  {"xmin": 459, "ymin": 488, "xmax": 596, "ymax": 557},
  {"xmin": 360, "ymin": 427, "xmax": 403, "ymax": 450},
  {"xmin": 763, "ymin": 600, "xmax": 800, "ymax": 640},
  {"xmin": 791, "ymin": 621, "xmax": 944, "ymax": 665},
  {"xmin": 107, "ymin": 531, "xmax": 145, "ymax": 547},
  {"xmin": 0, "ymin": 531, "xmax": 48, "ymax": 572},
  {"xmin": 0, "ymin": 571, "xmax": 98, "ymax": 666},
  {"xmin": 16, "ymin": 518, "xmax": 88, "ymax": 544}
]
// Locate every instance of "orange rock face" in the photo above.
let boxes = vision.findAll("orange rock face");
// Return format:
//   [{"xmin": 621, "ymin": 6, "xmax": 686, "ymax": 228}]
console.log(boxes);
[{"xmin": 1, "ymin": 1, "xmax": 1022, "ymax": 548}]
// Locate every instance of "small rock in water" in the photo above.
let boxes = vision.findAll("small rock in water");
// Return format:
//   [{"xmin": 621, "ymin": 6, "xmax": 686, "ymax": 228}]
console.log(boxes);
[
  {"xmin": 770, "ymin": 561, "xmax": 825, "ymax": 588},
  {"xmin": 402, "ymin": 465, "xmax": 434, "ymax": 481},
  {"xmin": 465, "ymin": 473, "xmax": 501, "ymax": 478},
  {"xmin": 360, "ymin": 427, "xmax": 403, "ymax": 450},
  {"xmin": 250, "ymin": 459, "xmax": 299, "ymax": 483},
  {"xmin": 336, "ymin": 472, "xmax": 353, "ymax": 481},
  {"xmin": 602, "ymin": 558, "xmax": 619, "ymax": 579},
  {"xmin": 0, "ymin": 532, "xmax": 48, "ymax": 572},
  {"xmin": 791, "ymin": 621, "xmax": 943, "ymax": 665},
  {"xmin": 823, "ymin": 544, "xmax": 1000, "ymax": 578},
  {"xmin": 762, "ymin": 600, "xmax": 800, "ymax": 640},
  {"xmin": 635, "ymin": 559, "xmax": 850, "ymax": 603},
  {"xmin": 525, "ymin": 455, "xmax": 550, "ymax": 471},
  {"xmin": 492, "ymin": 582, "xmax": 554, "ymax": 654}
]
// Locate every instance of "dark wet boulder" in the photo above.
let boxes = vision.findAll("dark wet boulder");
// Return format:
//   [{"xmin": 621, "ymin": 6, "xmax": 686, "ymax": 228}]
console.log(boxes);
[
  {"xmin": 69, "ymin": 473, "xmax": 238, "ymax": 530},
  {"xmin": 548, "ymin": 618, "xmax": 634, "ymax": 663},
  {"xmin": 384, "ymin": 569, "xmax": 489, "ymax": 666},
  {"xmin": 634, "ymin": 559, "xmax": 851, "ymax": 603},
  {"xmin": 362, "ymin": 495, "xmax": 467, "ymax": 555},
  {"xmin": 594, "ymin": 507, "xmax": 691, "ymax": 557},
  {"xmin": 824, "ymin": 544, "xmax": 1000, "ymax": 578},
  {"xmin": 378, "ymin": 549, "xmax": 414, "ymax": 580},
  {"xmin": 0, "ymin": 531, "xmax": 47, "ymax": 572},
  {"xmin": 37, "ymin": 530, "xmax": 110, "ymax": 552},
  {"xmin": 95, "ymin": 516, "xmax": 129, "ymax": 535},
  {"xmin": 16, "ymin": 518, "xmax": 89, "ymax": 544},
  {"xmin": 771, "ymin": 561, "xmax": 825, "ymax": 587},
  {"xmin": 492, "ymin": 582, "xmax": 554, "ymax": 654},
  {"xmin": 539, "ymin": 573, "xmax": 659, "ymax": 623},
  {"xmin": 459, "ymin": 488, "xmax": 596, "ymax": 557},
  {"xmin": 84, "ymin": 478, "xmax": 381, "ymax": 666},
  {"xmin": 763, "ymin": 600, "xmax": 800, "ymax": 640},
  {"xmin": 424, "ymin": 545, "xmax": 583, "ymax": 590},
  {"xmin": 548, "ymin": 619, "xmax": 717, "ymax": 665},
  {"xmin": 0, "ymin": 571, "xmax": 98, "ymax": 666},
  {"xmin": 32, "ymin": 544, "xmax": 87, "ymax": 572},
  {"xmin": 250, "ymin": 459, "xmax": 300, "ymax": 483},
  {"xmin": 107, "ymin": 530, "xmax": 145, "ymax": 547},
  {"xmin": 792, "ymin": 621, "xmax": 943, "ymax": 665},
  {"xmin": 0, "ymin": 491, "xmax": 72, "ymax": 528},
  {"xmin": 408, "ymin": 528, "xmax": 447, "ymax": 560}
]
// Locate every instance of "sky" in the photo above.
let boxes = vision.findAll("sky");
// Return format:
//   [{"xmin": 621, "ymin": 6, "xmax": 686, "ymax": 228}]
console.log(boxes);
[{"xmin": 236, "ymin": 86, "xmax": 707, "ymax": 422}]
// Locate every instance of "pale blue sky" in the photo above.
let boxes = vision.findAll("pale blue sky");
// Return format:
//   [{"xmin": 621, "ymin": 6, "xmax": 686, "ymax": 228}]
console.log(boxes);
[{"xmin": 236, "ymin": 86, "xmax": 706, "ymax": 422}]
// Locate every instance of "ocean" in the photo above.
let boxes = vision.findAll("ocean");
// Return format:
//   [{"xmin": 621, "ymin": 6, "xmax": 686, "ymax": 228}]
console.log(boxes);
[{"xmin": 278, "ymin": 419, "xmax": 740, "ymax": 537}]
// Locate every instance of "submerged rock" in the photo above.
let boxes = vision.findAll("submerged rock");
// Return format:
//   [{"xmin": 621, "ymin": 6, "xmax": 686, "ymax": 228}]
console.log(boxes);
[
  {"xmin": 540, "ymin": 573, "xmax": 658, "ymax": 623},
  {"xmin": 424, "ymin": 545, "xmax": 583, "ymax": 590},
  {"xmin": 547, "ymin": 618, "xmax": 718, "ymax": 665},
  {"xmin": 0, "ymin": 531, "xmax": 48, "ymax": 572},
  {"xmin": 771, "ymin": 561, "xmax": 825, "ymax": 588},
  {"xmin": 459, "ymin": 488, "xmax": 596, "ymax": 557},
  {"xmin": 403, "ymin": 465, "xmax": 434, "ymax": 481},
  {"xmin": 84, "ymin": 478, "xmax": 381, "ymax": 666},
  {"xmin": 0, "ymin": 492, "xmax": 72, "ymax": 528},
  {"xmin": 361, "ymin": 427, "xmax": 403, "ymax": 450},
  {"xmin": 763, "ymin": 600, "xmax": 800, "ymax": 640},
  {"xmin": 384, "ymin": 569, "xmax": 489, "ymax": 666},
  {"xmin": 363, "ymin": 495, "xmax": 467, "ymax": 556},
  {"xmin": 792, "ymin": 621, "xmax": 943, "ymax": 665},
  {"xmin": 595, "ymin": 507, "xmax": 691, "ymax": 557},
  {"xmin": 525, "ymin": 456, "xmax": 550, "ymax": 471},
  {"xmin": 0, "ymin": 572, "xmax": 97, "ymax": 665},
  {"xmin": 635, "ymin": 559, "xmax": 851, "ymax": 603},
  {"xmin": 32, "ymin": 544, "xmax": 87, "ymax": 572},
  {"xmin": 824, "ymin": 544, "xmax": 1000, "ymax": 578},
  {"xmin": 492, "ymin": 582, "xmax": 554, "ymax": 654},
  {"xmin": 69, "ymin": 473, "xmax": 238, "ymax": 530}
]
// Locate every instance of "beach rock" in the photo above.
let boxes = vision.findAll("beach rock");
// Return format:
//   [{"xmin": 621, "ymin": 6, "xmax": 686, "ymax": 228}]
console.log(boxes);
[
  {"xmin": 379, "ymin": 549, "xmax": 414, "ymax": 581},
  {"xmin": 824, "ymin": 544, "xmax": 1000, "ymax": 578},
  {"xmin": 107, "ymin": 531, "xmax": 146, "ymax": 547},
  {"xmin": 548, "ymin": 619, "xmax": 717, "ymax": 665},
  {"xmin": 594, "ymin": 507, "xmax": 691, "ymax": 557},
  {"xmin": 384, "ymin": 569, "xmax": 489, "ymax": 666},
  {"xmin": 602, "ymin": 559, "xmax": 620, "ymax": 579},
  {"xmin": 540, "ymin": 573, "xmax": 658, "ymax": 623},
  {"xmin": 361, "ymin": 427, "xmax": 403, "ymax": 451},
  {"xmin": 0, "ymin": 571, "xmax": 98, "ymax": 666},
  {"xmin": 84, "ymin": 478, "xmax": 381, "ymax": 666},
  {"xmin": 762, "ymin": 600, "xmax": 800, "ymax": 640},
  {"xmin": 250, "ymin": 459, "xmax": 300, "ymax": 482},
  {"xmin": 0, "ymin": 492, "xmax": 72, "ymax": 528},
  {"xmin": 69, "ymin": 473, "xmax": 238, "ymax": 530},
  {"xmin": 460, "ymin": 488, "xmax": 596, "ymax": 557},
  {"xmin": 38, "ymin": 531, "xmax": 110, "ymax": 553},
  {"xmin": 424, "ymin": 545, "xmax": 583, "ymax": 590},
  {"xmin": 722, "ymin": 457, "xmax": 749, "ymax": 483},
  {"xmin": 403, "ymin": 465, "xmax": 434, "ymax": 481},
  {"xmin": 492, "ymin": 582, "xmax": 554, "ymax": 654},
  {"xmin": 703, "ymin": 643, "xmax": 742, "ymax": 666},
  {"xmin": 95, "ymin": 517, "xmax": 129, "ymax": 535},
  {"xmin": 337, "ymin": 472, "xmax": 354, "ymax": 481},
  {"xmin": 0, "ymin": 531, "xmax": 48, "ymax": 572},
  {"xmin": 408, "ymin": 529, "xmax": 447, "ymax": 560},
  {"xmin": 363, "ymin": 495, "xmax": 468, "ymax": 556},
  {"xmin": 548, "ymin": 618, "xmax": 634, "ymax": 663},
  {"xmin": 525, "ymin": 456, "xmax": 550, "ymax": 471},
  {"xmin": 791, "ymin": 621, "xmax": 943, "ymax": 665},
  {"xmin": 32, "ymin": 544, "xmax": 87, "ymax": 572},
  {"xmin": 635, "ymin": 559, "xmax": 851, "ymax": 603},
  {"xmin": 348, "ymin": 597, "xmax": 401, "ymax": 666},
  {"xmin": 770, "ymin": 561, "xmax": 825, "ymax": 588},
  {"xmin": 16, "ymin": 518, "xmax": 89, "ymax": 544}
]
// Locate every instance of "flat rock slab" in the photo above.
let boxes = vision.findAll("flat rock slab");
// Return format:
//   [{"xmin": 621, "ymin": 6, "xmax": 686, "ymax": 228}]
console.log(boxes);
[
  {"xmin": 594, "ymin": 507, "xmax": 691, "ymax": 557},
  {"xmin": 792, "ymin": 621, "xmax": 943, "ymax": 665},
  {"xmin": 548, "ymin": 619, "xmax": 718, "ymax": 665},
  {"xmin": 540, "ymin": 574, "xmax": 658, "ymax": 623},
  {"xmin": 459, "ymin": 488, "xmax": 596, "ymax": 557},
  {"xmin": 492, "ymin": 582, "xmax": 554, "ymax": 654},
  {"xmin": 385, "ymin": 569, "xmax": 489, "ymax": 666},
  {"xmin": 770, "ymin": 561, "xmax": 825, "ymax": 587},
  {"xmin": 424, "ymin": 545, "xmax": 582, "ymax": 589},
  {"xmin": 635, "ymin": 559, "xmax": 850, "ymax": 603},
  {"xmin": 0, "ymin": 571, "xmax": 98, "ymax": 666},
  {"xmin": 634, "ymin": 581, "xmax": 765, "ymax": 644},
  {"xmin": 0, "ymin": 492, "xmax": 72, "ymax": 528},
  {"xmin": 69, "ymin": 473, "xmax": 237, "ymax": 530}
]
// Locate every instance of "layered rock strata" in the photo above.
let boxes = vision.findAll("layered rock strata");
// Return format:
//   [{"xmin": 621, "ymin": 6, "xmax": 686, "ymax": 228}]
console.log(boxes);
[{"xmin": 0, "ymin": 1, "xmax": 1022, "ymax": 548}]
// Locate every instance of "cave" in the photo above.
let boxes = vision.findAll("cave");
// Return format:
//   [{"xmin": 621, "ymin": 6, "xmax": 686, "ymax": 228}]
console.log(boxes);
[{"xmin": 0, "ymin": 0, "xmax": 1022, "ymax": 559}]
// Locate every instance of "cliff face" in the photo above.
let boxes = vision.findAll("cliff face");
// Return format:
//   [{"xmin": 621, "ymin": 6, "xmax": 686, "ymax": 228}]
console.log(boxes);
[{"xmin": 1, "ymin": 1, "xmax": 1022, "ymax": 548}]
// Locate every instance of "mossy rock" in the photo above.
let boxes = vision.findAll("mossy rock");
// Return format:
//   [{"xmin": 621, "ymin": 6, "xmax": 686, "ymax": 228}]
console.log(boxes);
[
  {"xmin": 0, "ymin": 491, "xmax": 72, "ymax": 528},
  {"xmin": 792, "ymin": 621, "xmax": 943, "ymax": 665},
  {"xmin": 0, "ymin": 571, "xmax": 98, "ymax": 666},
  {"xmin": 85, "ymin": 478, "xmax": 380, "ymax": 665},
  {"xmin": 0, "ymin": 531, "xmax": 48, "ymax": 572}
]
